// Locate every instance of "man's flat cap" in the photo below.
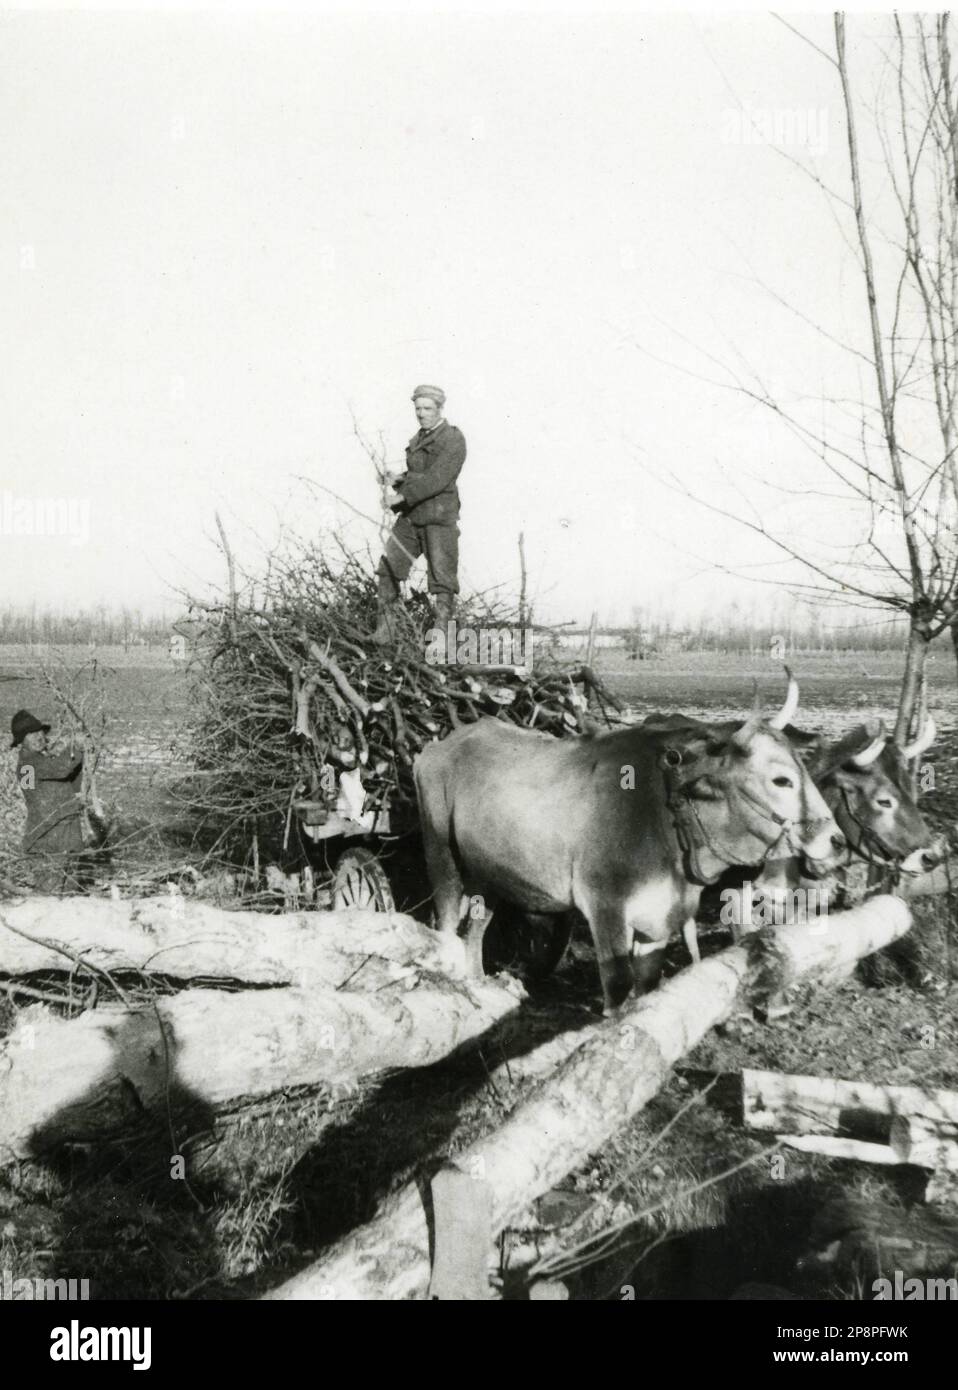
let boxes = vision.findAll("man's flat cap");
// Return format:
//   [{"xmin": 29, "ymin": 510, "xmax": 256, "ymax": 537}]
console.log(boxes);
[{"xmin": 411, "ymin": 384, "xmax": 446, "ymax": 407}]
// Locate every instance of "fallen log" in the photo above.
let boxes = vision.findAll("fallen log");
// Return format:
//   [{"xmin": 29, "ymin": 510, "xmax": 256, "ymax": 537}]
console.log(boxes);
[
  {"xmin": 744, "ymin": 894, "xmax": 914, "ymax": 991},
  {"xmin": 0, "ymin": 898, "xmax": 465, "ymax": 991},
  {"xmin": 264, "ymin": 894, "xmax": 912, "ymax": 1300},
  {"xmin": 0, "ymin": 947, "xmax": 524, "ymax": 1158},
  {"xmin": 776, "ymin": 1134, "xmax": 902, "ymax": 1165},
  {"xmin": 890, "ymin": 1116, "xmax": 958, "ymax": 1171},
  {"xmin": 743, "ymin": 1068, "xmax": 958, "ymax": 1142}
]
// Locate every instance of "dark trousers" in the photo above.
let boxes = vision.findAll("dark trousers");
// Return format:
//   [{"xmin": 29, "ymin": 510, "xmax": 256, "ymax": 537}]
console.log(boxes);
[
  {"xmin": 27, "ymin": 850, "xmax": 95, "ymax": 894},
  {"xmin": 378, "ymin": 515, "xmax": 460, "ymax": 598}
]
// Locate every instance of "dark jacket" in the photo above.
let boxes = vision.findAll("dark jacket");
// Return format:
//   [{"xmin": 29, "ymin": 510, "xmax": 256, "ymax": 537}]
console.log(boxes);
[
  {"xmin": 17, "ymin": 748, "xmax": 85, "ymax": 856},
  {"xmin": 395, "ymin": 420, "xmax": 466, "ymax": 526}
]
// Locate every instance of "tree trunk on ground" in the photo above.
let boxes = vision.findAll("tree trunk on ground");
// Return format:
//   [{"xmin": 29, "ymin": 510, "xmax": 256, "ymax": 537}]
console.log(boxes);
[
  {"xmin": 742, "ymin": 1067, "xmax": 958, "ymax": 1140},
  {"xmin": 0, "ymin": 898, "xmax": 465, "ymax": 990},
  {"xmin": 890, "ymin": 1116, "xmax": 958, "ymax": 1168},
  {"xmin": 0, "ymin": 958, "xmax": 524, "ymax": 1159},
  {"xmin": 264, "ymin": 895, "xmax": 912, "ymax": 1301},
  {"xmin": 776, "ymin": 1135, "xmax": 903, "ymax": 1165}
]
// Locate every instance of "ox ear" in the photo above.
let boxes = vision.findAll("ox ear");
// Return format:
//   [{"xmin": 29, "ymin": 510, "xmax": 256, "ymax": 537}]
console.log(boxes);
[
  {"xmin": 686, "ymin": 773, "xmax": 724, "ymax": 801},
  {"xmin": 781, "ymin": 724, "xmax": 822, "ymax": 766},
  {"xmin": 826, "ymin": 766, "xmax": 863, "ymax": 793},
  {"xmin": 782, "ymin": 723, "xmax": 818, "ymax": 748}
]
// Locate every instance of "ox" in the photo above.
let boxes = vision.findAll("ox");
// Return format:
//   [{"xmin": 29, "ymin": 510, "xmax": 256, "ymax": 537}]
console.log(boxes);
[
  {"xmin": 805, "ymin": 716, "xmax": 939, "ymax": 874},
  {"xmin": 413, "ymin": 676, "xmax": 845, "ymax": 1012},
  {"xmin": 648, "ymin": 713, "xmax": 942, "ymax": 944},
  {"xmin": 736, "ymin": 714, "xmax": 941, "ymax": 932}
]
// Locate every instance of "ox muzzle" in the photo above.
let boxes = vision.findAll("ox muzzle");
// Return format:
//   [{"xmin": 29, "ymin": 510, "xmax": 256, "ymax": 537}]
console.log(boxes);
[
  {"xmin": 794, "ymin": 823, "xmax": 848, "ymax": 879},
  {"xmin": 899, "ymin": 836, "xmax": 947, "ymax": 876}
]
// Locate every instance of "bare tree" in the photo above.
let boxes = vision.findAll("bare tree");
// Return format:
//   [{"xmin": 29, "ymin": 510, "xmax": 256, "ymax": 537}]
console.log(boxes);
[
  {"xmin": 835, "ymin": 11, "xmax": 958, "ymax": 737},
  {"xmin": 639, "ymin": 14, "xmax": 958, "ymax": 743}
]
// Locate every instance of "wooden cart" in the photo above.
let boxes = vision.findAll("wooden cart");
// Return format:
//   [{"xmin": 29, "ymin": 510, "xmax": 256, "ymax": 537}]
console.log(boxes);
[
  {"xmin": 293, "ymin": 767, "xmax": 573, "ymax": 979},
  {"xmin": 294, "ymin": 766, "xmax": 410, "ymax": 913}
]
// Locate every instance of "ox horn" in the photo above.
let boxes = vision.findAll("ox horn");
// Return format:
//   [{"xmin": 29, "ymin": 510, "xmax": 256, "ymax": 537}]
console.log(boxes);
[
  {"xmin": 731, "ymin": 681, "xmax": 764, "ymax": 749},
  {"xmin": 850, "ymin": 719, "xmax": 887, "ymax": 769},
  {"xmin": 902, "ymin": 713, "xmax": 936, "ymax": 761},
  {"xmin": 768, "ymin": 666, "xmax": 800, "ymax": 730}
]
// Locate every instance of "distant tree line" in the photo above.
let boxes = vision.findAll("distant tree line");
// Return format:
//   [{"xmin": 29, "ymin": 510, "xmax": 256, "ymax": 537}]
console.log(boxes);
[
  {"xmin": 0, "ymin": 601, "xmax": 928, "ymax": 654},
  {"xmin": 0, "ymin": 606, "xmax": 174, "ymax": 647},
  {"xmin": 569, "ymin": 624, "xmax": 912, "ymax": 656},
  {"xmin": 612, "ymin": 604, "xmax": 918, "ymax": 655},
  {"xmin": 671, "ymin": 617, "xmax": 910, "ymax": 655}
]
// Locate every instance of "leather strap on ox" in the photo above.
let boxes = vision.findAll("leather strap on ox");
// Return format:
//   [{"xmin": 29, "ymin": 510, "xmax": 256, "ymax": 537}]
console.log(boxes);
[
  {"xmin": 661, "ymin": 754, "xmax": 829, "ymax": 886},
  {"xmin": 836, "ymin": 784, "xmax": 901, "ymax": 867}
]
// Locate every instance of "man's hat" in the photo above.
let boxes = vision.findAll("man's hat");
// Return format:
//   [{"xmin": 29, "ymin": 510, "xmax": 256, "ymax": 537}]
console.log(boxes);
[
  {"xmin": 411, "ymin": 384, "xmax": 446, "ymax": 407},
  {"xmin": 10, "ymin": 709, "xmax": 51, "ymax": 748}
]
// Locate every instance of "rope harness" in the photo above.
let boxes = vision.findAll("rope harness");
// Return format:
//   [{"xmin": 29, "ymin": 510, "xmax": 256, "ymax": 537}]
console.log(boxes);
[
  {"xmin": 834, "ymin": 782, "xmax": 902, "ymax": 866},
  {"xmin": 662, "ymin": 753, "xmax": 834, "ymax": 884}
]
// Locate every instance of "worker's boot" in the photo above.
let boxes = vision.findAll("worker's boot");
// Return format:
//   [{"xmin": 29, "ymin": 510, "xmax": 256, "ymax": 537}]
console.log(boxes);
[
  {"xmin": 431, "ymin": 592, "xmax": 456, "ymax": 663},
  {"xmin": 372, "ymin": 603, "xmax": 401, "ymax": 645},
  {"xmin": 371, "ymin": 607, "xmax": 393, "ymax": 645},
  {"xmin": 372, "ymin": 575, "xmax": 401, "ymax": 645}
]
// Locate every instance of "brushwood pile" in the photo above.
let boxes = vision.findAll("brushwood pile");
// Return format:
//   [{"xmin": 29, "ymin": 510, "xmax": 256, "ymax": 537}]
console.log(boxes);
[{"xmin": 181, "ymin": 542, "xmax": 622, "ymax": 864}]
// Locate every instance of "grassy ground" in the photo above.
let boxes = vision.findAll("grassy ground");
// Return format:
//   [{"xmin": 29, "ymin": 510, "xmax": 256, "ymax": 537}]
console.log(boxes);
[{"xmin": 0, "ymin": 645, "xmax": 956, "ymax": 1300}]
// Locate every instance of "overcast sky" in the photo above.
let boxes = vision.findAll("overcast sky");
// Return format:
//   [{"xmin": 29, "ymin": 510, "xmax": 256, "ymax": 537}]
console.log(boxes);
[{"xmin": 1, "ymin": 7, "xmax": 909, "ymax": 627}]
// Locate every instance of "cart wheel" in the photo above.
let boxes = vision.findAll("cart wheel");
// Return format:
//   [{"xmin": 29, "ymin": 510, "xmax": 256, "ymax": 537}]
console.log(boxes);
[
  {"xmin": 483, "ymin": 905, "xmax": 573, "ymax": 980},
  {"xmin": 331, "ymin": 846, "xmax": 395, "ymax": 913}
]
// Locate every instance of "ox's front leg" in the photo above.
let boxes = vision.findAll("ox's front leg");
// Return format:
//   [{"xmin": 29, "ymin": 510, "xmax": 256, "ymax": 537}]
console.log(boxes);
[
  {"xmin": 632, "ymin": 938, "xmax": 667, "ymax": 992},
  {"xmin": 629, "ymin": 880, "xmax": 698, "ymax": 992},
  {"xmin": 421, "ymin": 834, "xmax": 465, "ymax": 938},
  {"xmin": 418, "ymin": 818, "xmax": 477, "ymax": 979},
  {"xmin": 590, "ymin": 905, "xmax": 637, "ymax": 1015},
  {"xmin": 461, "ymin": 894, "xmax": 494, "ymax": 979}
]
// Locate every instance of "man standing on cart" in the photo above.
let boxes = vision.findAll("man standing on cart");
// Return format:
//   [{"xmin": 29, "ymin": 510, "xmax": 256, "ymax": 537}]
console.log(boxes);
[{"xmin": 373, "ymin": 384, "xmax": 466, "ymax": 643}]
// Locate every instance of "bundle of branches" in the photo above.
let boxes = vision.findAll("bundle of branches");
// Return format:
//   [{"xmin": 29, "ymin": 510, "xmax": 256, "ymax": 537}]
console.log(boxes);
[{"xmin": 178, "ymin": 536, "xmax": 622, "ymax": 866}]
